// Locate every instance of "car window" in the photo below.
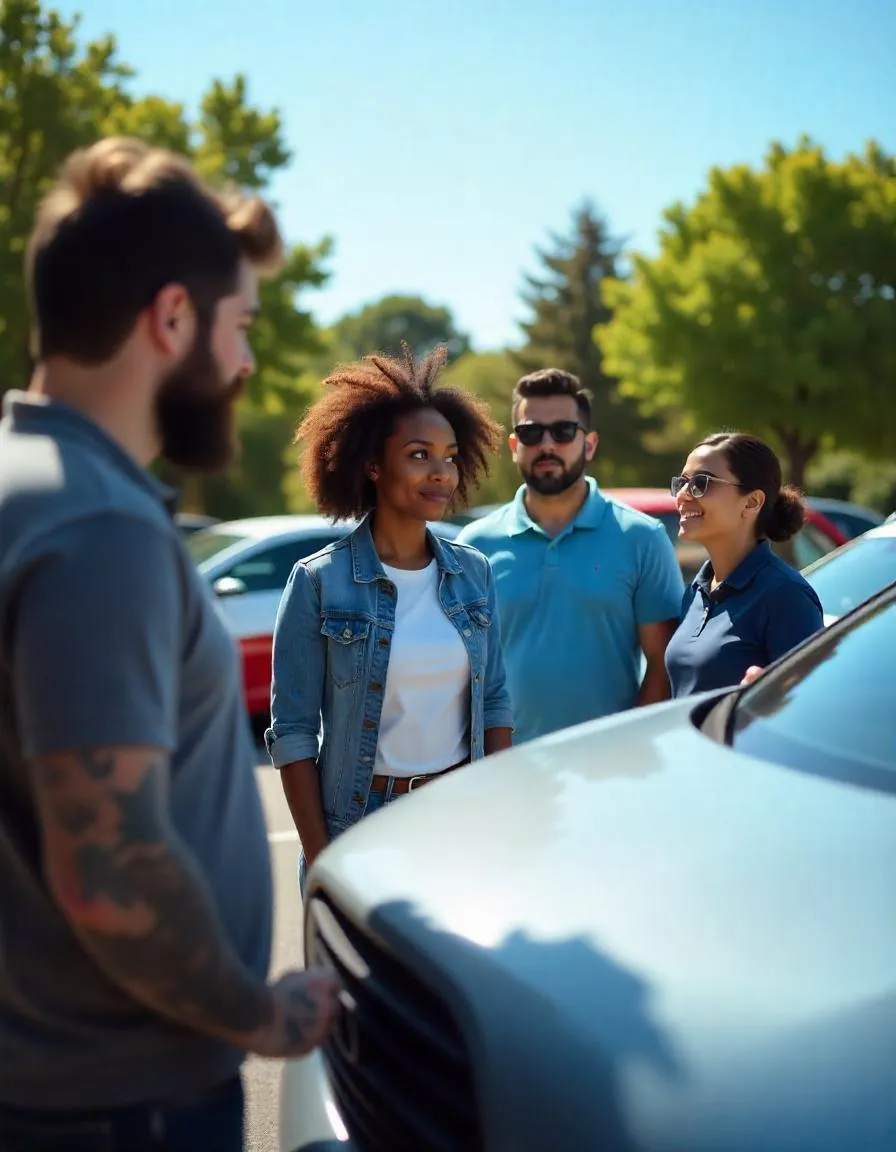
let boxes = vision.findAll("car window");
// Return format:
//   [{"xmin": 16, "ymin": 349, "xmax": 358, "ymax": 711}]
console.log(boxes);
[
  {"xmin": 823, "ymin": 512, "xmax": 862, "ymax": 539},
  {"xmin": 225, "ymin": 533, "xmax": 346, "ymax": 592},
  {"xmin": 783, "ymin": 522, "xmax": 837, "ymax": 569},
  {"xmin": 185, "ymin": 531, "xmax": 249, "ymax": 565},
  {"xmin": 805, "ymin": 536, "xmax": 896, "ymax": 617},
  {"xmin": 729, "ymin": 595, "xmax": 896, "ymax": 789}
]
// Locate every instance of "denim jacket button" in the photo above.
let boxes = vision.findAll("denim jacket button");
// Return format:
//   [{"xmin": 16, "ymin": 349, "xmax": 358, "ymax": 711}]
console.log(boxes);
[
  {"xmin": 342, "ymin": 627, "xmax": 352, "ymax": 640},
  {"xmin": 463, "ymin": 628, "xmax": 472, "ymax": 637}
]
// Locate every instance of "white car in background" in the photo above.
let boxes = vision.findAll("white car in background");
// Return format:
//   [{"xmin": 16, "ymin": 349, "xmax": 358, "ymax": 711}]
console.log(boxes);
[
  {"xmin": 185, "ymin": 515, "xmax": 460, "ymax": 723},
  {"xmin": 803, "ymin": 519, "xmax": 896, "ymax": 625}
]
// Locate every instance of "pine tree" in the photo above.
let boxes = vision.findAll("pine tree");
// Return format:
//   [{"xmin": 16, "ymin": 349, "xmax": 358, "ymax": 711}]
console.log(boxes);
[{"xmin": 515, "ymin": 201, "xmax": 658, "ymax": 482}]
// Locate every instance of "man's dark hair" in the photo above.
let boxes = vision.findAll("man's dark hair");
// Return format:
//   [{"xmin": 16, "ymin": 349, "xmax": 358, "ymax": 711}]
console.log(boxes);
[
  {"xmin": 26, "ymin": 136, "xmax": 283, "ymax": 364},
  {"xmin": 511, "ymin": 368, "xmax": 593, "ymax": 428},
  {"xmin": 297, "ymin": 343, "xmax": 503, "ymax": 519}
]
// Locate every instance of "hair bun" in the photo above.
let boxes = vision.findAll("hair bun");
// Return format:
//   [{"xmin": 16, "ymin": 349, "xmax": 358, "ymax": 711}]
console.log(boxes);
[{"xmin": 764, "ymin": 485, "xmax": 805, "ymax": 542}]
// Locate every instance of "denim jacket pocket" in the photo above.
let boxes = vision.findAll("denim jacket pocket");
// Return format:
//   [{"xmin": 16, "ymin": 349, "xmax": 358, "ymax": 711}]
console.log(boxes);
[
  {"xmin": 320, "ymin": 614, "xmax": 371, "ymax": 689},
  {"xmin": 451, "ymin": 600, "xmax": 490, "ymax": 673},
  {"xmin": 467, "ymin": 604, "xmax": 492, "ymax": 629}
]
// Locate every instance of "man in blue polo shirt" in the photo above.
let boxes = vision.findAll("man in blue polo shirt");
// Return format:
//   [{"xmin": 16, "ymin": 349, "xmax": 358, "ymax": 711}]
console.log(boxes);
[{"xmin": 457, "ymin": 368, "xmax": 684, "ymax": 744}]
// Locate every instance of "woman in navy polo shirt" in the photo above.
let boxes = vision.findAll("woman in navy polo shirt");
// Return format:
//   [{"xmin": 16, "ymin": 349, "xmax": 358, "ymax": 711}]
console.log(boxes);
[{"xmin": 665, "ymin": 431, "xmax": 824, "ymax": 697}]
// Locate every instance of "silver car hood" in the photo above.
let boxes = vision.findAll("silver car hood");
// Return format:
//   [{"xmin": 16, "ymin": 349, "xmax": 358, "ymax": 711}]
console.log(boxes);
[{"xmin": 312, "ymin": 698, "xmax": 896, "ymax": 1150}]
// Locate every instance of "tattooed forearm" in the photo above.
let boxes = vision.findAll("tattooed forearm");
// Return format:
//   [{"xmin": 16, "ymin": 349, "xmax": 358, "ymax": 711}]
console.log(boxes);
[{"xmin": 32, "ymin": 746, "xmax": 273, "ymax": 1043}]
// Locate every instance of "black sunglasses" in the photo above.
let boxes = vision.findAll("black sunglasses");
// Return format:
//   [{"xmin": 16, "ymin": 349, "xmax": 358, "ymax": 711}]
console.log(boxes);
[
  {"xmin": 514, "ymin": 420, "xmax": 585, "ymax": 447},
  {"xmin": 671, "ymin": 472, "xmax": 745, "ymax": 499}
]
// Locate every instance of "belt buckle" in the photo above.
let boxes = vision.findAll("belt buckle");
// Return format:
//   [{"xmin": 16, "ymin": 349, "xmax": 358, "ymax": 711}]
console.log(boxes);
[{"xmin": 407, "ymin": 774, "xmax": 429, "ymax": 792}]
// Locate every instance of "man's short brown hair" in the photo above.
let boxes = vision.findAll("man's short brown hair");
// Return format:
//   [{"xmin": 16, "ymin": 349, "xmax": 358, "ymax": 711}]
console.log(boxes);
[
  {"xmin": 511, "ymin": 368, "xmax": 593, "ymax": 428},
  {"xmin": 26, "ymin": 136, "xmax": 284, "ymax": 364}
]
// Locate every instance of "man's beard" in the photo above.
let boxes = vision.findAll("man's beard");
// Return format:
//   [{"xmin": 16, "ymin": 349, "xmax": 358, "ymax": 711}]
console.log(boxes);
[
  {"xmin": 522, "ymin": 446, "xmax": 587, "ymax": 495},
  {"xmin": 155, "ymin": 327, "xmax": 243, "ymax": 473}
]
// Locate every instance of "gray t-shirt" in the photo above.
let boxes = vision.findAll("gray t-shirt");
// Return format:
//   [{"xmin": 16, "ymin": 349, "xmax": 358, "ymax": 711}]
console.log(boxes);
[{"xmin": 0, "ymin": 392, "xmax": 272, "ymax": 1108}]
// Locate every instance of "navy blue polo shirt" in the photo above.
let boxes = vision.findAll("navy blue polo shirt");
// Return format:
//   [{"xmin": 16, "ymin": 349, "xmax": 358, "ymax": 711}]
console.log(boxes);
[{"xmin": 665, "ymin": 540, "xmax": 824, "ymax": 698}]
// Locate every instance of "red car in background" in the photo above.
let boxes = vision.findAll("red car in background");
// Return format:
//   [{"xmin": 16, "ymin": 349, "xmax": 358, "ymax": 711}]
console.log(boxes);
[
  {"xmin": 604, "ymin": 488, "xmax": 846, "ymax": 581},
  {"xmin": 454, "ymin": 489, "xmax": 846, "ymax": 583}
]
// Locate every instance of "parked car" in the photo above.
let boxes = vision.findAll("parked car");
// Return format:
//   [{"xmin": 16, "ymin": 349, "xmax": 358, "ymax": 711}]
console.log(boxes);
[
  {"xmin": 803, "ymin": 519, "xmax": 896, "ymax": 624},
  {"xmin": 281, "ymin": 580, "xmax": 896, "ymax": 1152},
  {"xmin": 453, "ymin": 489, "xmax": 846, "ymax": 582},
  {"xmin": 186, "ymin": 515, "xmax": 460, "ymax": 722},
  {"xmin": 174, "ymin": 511, "xmax": 220, "ymax": 536},
  {"xmin": 806, "ymin": 497, "xmax": 885, "ymax": 541}
]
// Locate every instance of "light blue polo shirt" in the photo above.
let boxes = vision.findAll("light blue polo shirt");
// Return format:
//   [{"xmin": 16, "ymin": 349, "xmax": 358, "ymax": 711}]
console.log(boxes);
[{"xmin": 456, "ymin": 479, "xmax": 684, "ymax": 743}]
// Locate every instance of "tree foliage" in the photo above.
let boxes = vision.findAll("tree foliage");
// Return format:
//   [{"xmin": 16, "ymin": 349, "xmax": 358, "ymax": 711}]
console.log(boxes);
[
  {"xmin": 515, "ymin": 201, "xmax": 658, "ymax": 483},
  {"xmin": 598, "ymin": 137, "xmax": 896, "ymax": 487},
  {"xmin": 330, "ymin": 294, "xmax": 472, "ymax": 363},
  {"xmin": 0, "ymin": 0, "xmax": 328, "ymax": 414},
  {"xmin": 441, "ymin": 350, "xmax": 519, "ymax": 507}
]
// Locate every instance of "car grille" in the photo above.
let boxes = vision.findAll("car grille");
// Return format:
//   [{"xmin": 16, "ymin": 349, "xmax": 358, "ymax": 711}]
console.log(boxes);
[{"xmin": 306, "ymin": 893, "xmax": 483, "ymax": 1152}]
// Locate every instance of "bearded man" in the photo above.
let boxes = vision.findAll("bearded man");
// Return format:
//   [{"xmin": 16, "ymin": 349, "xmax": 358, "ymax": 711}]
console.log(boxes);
[{"xmin": 457, "ymin": 368, "xmax": 683, "ymax": 743}]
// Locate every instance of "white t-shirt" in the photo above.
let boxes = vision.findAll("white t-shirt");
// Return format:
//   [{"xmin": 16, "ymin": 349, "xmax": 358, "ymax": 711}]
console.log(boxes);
[{"xmin": 374, "ymin": 559, "xmax": 471, "ymax": 778}]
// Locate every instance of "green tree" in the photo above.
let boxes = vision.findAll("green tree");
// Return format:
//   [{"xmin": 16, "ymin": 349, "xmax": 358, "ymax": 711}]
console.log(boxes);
[
  {"xmin": 1, "ymin": 0, "xmax": 330, "ymax": 515},
  {"xmin": 515, "ymin": 201, "xmax": 658, "ymax": 483},
  {"xmin": 441, "ymin": 350, "xmax": 520, "ymax": 508},
  {"xmin": 598, "ymin": 137, "xmax": 896, "ymax": 488},
  {"xmin": 330, "ymin": 294, "xmax": 472, "ymax": 362}
]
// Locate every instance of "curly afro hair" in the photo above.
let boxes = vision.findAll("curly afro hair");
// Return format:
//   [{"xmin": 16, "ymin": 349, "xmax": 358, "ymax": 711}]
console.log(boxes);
[{"xmin": 296, "ymin": 343, "xmax": 504, "ymax": 520}]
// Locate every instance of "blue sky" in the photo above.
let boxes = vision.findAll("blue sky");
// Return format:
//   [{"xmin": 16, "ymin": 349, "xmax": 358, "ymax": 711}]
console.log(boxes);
[{"xmin": 65, "ymin": 0, "xmax": 895, "ymax": 350}]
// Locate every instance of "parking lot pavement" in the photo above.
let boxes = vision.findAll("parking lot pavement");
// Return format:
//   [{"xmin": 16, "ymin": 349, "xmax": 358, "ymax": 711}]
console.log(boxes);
[{"xmin": 246, "ymin": 763, "xmax": 304, "ymax": 1152}]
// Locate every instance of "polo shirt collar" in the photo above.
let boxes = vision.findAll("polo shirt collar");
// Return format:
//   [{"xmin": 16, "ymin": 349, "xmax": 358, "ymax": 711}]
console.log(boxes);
[
  {"xmin": 694, "ymin": 539, "xmax": 774, "ymax": 595},
  {"xmin": 505, "ymin": 476, "xmax": 607, "ymax": 536},
  {"xmin": 3, "ymin": 390, "xmax": 179, "ymax": 514}
]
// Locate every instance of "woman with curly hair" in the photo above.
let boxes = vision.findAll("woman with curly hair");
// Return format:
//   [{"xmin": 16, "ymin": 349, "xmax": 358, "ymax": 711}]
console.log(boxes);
[{"xmin": 265, "ymin": 344, "xmax": 514, "ymax": 890}]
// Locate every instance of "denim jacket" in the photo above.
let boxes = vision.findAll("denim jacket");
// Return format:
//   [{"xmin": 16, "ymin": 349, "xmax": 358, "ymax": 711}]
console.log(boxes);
[{"xmin": 265, "ymin": 515, "xmax": 513, "ymax": 839}]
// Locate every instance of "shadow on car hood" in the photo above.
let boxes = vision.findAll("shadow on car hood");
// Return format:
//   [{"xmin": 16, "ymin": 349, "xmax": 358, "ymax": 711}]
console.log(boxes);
[{"xmin": 309, "ymin": 700, "xmax": 896, "ymax": 1150}]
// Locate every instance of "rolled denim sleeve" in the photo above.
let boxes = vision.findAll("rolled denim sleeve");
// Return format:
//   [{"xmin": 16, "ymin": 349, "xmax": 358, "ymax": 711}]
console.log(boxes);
[
  {"xmin": 482, "ymin": 561, "xmax": 514, "ymax": 731},
  {"xmin": 265, "ymin": 562, "xmax": 325, "ymax": 769}
]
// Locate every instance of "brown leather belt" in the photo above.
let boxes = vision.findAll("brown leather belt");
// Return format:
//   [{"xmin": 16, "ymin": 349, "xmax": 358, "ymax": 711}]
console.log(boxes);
[{"xmin": 369, "ymin": 758, "xmax": 468, "ymax": 796}]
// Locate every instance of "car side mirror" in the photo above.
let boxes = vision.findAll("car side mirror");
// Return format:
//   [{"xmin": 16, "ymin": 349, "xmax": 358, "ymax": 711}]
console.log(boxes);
[{"xmin": 212, "ymin": 575, "xmax": 248, "ymax": 598}]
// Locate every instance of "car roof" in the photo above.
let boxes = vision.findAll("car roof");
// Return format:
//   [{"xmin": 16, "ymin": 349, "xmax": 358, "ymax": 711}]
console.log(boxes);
[
  {"xmin": 198, "ymin": 513, "xmax": 459, "ymax": 545},
  {"xmin": 205, "ymin": 514, "xmax": 354, "ymax": 540},
  {"xmin": 807, "ymin": 496, "xmax": 885, "ymax": 519}
]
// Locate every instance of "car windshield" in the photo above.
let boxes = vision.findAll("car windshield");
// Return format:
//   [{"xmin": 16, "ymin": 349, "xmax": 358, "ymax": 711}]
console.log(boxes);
[
  {"xmin": 729, "ymin": 595, "xmax": 896, "ymax": 790},
  {"xmin": 804, "ymin": 535, "xmax": 896, "ymax": 618},
  {"xmin": 184, "ymin": 531, "xmax": 249, "ymax": 566}
]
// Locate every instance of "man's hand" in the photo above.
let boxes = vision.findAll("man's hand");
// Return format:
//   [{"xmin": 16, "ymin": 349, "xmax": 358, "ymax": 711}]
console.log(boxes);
[
  {"xmin": 249, "ymin": 968, "xmax": 343, "ymax": 1059},
  {"xmin": 741, "ymin": 665, "xmax": 764, "ymax": 686}
]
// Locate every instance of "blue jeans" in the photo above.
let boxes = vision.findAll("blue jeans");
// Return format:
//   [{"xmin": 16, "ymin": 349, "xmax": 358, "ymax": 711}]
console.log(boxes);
[
  {"xmin": 0, "ymin": 1076, "xmax": 243, "ymax": 1151},
  {"xmin": 298, "ymin": 784, "xmax": 401, "ymax": 897}
]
